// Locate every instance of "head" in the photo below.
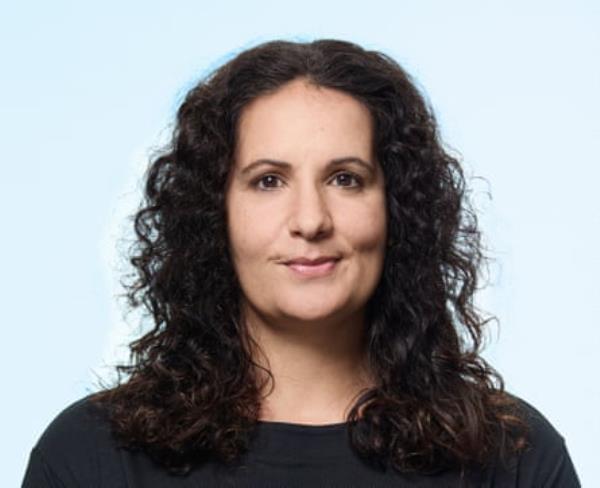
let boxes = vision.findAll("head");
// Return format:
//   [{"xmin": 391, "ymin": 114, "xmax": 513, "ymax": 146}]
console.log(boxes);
[
  {"xmin": 163, "ymin": 38, "xmax": 450, "ymax": 349},
  {"xmin": 95, "ymin": 39, "xmax": 527, "ymax": 474}
]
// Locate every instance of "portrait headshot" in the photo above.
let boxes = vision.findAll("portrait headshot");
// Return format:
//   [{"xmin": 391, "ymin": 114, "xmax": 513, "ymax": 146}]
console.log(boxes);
[{"xmin": 4, "ymin": 2, "xmax": 596, "ymax": 487}]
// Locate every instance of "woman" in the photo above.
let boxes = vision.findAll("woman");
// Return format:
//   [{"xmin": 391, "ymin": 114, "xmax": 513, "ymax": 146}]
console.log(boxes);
[{"xmin": 22, "ymin": 39, "xmax": 580, "ymax": 486}]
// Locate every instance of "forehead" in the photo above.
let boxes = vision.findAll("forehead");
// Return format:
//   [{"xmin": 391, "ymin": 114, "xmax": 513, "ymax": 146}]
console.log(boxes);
[{"xmin": 234, "ymin": 79, "xmax": 374, "ymax": 164}]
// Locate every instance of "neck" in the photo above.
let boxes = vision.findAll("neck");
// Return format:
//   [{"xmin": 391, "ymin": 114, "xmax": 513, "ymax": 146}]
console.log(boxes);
[{"xmin": 242, "ymin": 301, "xmax": 375, "ymax": 425}]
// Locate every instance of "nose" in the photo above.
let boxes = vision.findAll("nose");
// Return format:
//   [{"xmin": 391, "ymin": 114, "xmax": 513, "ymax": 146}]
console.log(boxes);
[{"xmin": 288, "ymin": 182, "xmax": 334, "ymax": 241}]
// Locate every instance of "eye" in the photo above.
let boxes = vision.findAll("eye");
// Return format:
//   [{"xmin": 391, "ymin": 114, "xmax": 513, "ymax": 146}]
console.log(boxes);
[
  {"xmin": 253, "ymin": 174, "xmax": 284, "ymax": 190},
  {"xmin": 331, "ymin": 171, "xmax": 363, "ymax": 188}
]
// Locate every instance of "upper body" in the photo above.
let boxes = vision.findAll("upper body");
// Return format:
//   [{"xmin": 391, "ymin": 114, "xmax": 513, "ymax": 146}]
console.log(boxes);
[
  {"xmin": 22, "ymin": 39, "xmax": 582, "ymax": 488},
  {"xmin": 22, "ymin": 393, "xmax": 580, "ymax": 487}
]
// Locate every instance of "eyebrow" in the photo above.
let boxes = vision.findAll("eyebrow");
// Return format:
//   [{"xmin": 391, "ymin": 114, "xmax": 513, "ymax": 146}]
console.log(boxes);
[{"xmin": 239, "ymin": 157, "xmax": 376, "ymax": 176}]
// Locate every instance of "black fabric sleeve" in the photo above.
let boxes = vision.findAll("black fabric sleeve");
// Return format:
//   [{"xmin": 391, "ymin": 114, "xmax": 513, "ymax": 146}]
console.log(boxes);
[
  {"xmin": 22, "ymin": 447, "xmax": 68, "ymax": 488},
  {"xmin": 510, "ymin": 396, "xmax": 581, "ymax": 487},
  {"xmin": 542, "ymin": 441, "xmax": 581, "ymax": 487},
  {"xmin": 20, "ymin": 396, "xmax": 128, "ymax": 488}
]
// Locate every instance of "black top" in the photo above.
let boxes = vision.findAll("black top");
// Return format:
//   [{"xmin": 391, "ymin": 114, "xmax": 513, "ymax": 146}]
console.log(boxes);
[{"xmin": 22, "ymin": 394, "xmax": 580, "ymax": 487}]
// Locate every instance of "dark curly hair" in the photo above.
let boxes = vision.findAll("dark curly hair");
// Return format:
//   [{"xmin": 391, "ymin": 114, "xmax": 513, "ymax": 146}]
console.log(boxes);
[{"xmin": 90, "ymin": 38, "xmax": 529, "ymax": 476}]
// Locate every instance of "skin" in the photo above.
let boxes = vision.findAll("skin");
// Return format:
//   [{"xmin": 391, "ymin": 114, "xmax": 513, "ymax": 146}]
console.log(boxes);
[{"xmin": 225, "ymin": 77, "xmax": 387, "ymax": 424}]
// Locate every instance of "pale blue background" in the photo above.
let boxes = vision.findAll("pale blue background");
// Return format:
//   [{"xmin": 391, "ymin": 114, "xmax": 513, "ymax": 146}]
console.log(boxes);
[{"xmin": 2, "ymin": 1, "xmax": 598, "ymax": 486}]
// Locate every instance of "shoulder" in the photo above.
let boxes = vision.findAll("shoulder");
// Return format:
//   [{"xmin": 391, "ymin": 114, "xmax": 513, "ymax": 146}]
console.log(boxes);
[
  {"xmin": 36, "ymin": 393, "xmax": 115, "ymax": 451},
  {"xmin": 24, "ymin": 393, "xmax": 127, "ymax": 487},
  {"xmin": 496, "ymin": 392, "xmax": 580, "ymax": 487},
  {"xmin": 511, "ymin": 393, "xmax": 565, "ymax": 448}
]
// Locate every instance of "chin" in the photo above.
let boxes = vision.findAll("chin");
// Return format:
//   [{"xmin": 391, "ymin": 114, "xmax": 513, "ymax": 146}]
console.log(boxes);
[
  {"xmin": 281, "ymin": 307, "xmax": 335, "ymax": 321},
  {"xmin": 277, "ymin": 297, "xmax": 348, "ymax": 322}
]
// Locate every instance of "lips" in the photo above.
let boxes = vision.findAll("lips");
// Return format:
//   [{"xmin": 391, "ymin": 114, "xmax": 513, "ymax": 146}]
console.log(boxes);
[
  {"xmin": 284, "ymin": 256, "xmax": 340, "ymax": 277},
  {"xmin": 284, "ymin": 256, "xmax": 340, "ymax": 265}
]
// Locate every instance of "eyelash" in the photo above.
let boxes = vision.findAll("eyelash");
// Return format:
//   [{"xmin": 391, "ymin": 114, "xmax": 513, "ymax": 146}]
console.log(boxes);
[{"xmin": 251, "ymin": 172, "xmax": 364, "ymax": 191}]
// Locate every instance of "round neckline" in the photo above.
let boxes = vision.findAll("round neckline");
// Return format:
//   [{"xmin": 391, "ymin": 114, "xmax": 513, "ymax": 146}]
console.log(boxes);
[{"xmin": 255, "ymin": 419, "xmax": 352, "ymax": 433}]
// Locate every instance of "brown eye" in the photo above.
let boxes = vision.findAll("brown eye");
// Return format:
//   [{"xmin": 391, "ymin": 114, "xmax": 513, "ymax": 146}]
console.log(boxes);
[
  {"xmin": 332, "ymin": 172, "xmax": 363, "ymax": 188},
  {"xmin": 254, "ymin": 174, "xmax": 283, "ymax": 190}
]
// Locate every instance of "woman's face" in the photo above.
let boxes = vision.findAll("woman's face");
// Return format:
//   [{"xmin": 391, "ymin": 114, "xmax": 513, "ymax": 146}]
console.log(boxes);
[{"xmin": 225, "ymin": 78, "xmax": 387, "ymax": 328}]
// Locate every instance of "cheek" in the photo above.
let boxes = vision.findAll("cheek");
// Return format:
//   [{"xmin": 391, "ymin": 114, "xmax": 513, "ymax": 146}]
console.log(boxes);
[
  {"xmin": 338, "ymin": 199, "xmax": 387, "ymax": 252},
  {"xmin": 227, "ymin": 201, "xmax": 280, "ymax": 264}
]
